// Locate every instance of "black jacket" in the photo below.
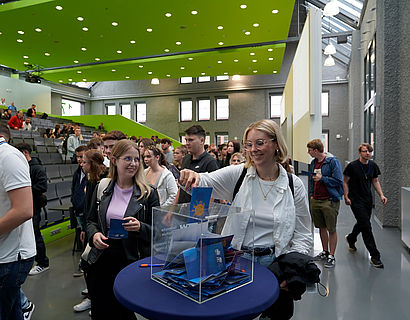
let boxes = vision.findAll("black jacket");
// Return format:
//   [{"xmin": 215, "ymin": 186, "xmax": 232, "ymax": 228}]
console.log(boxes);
[
  {"xmin": 86, "ymin": 179, "xmax": 160, "ymax": 264},
  {"xmin": 28, "ymin": 157, "xmax": 48, "ymax": 210},
  {"xmin": 268, "ymin": 252, "xmax": 321, "ymax": 301}
]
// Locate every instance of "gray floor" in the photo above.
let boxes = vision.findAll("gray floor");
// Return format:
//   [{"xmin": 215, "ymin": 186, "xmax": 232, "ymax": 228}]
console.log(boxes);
[{"xmin": 23, "ymin": 203, "xmax": 410, "ymax": 320}]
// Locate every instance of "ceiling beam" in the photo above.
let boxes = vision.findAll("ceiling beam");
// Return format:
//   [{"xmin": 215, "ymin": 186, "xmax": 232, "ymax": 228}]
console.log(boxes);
[
  {"xmin": 305, "ymin": 0, "xmax": 359, "ymax": 29},
  {"xmin": 322, "ymin": 30, "xmax": 353, "ymax": 38},
  {"xmin": 18, "ymin": 37, "xmax": 300, "ymax": 74}
]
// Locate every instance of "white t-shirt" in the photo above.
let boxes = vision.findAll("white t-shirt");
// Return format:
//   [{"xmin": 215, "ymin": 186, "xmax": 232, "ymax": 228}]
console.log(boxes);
[{"xmin": 0, "ymin": 141, "xmax": 36, "ymax": 263}]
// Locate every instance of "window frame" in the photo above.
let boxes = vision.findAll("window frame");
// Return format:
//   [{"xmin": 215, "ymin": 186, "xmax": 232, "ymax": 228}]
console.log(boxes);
[
  {"xmin": 196, "ymin": 97, "xmax": 211, "ymax": 121},
  {"xmin": 135, "ymin": 102, "xmax": 147, "ymax": 123},
  {"xmin": 179, "ymin": 99, "xmax": 193, "ymax": 122},
  {"xmin": 321, "ymin": 91, "xmax": 329, "ymax": 117},
  {"xmin": 197, "ymin": 76, "xmax": 211, "ymax": 83},
  {"xmin": 269, "ymin": 93, "xmax": 282, "ymax": 119},
  {"xmin": 215, "ymin": 75, "xmax": 229, "ymax": 81},
  {"xmin": 179, "ymin": 77, "xmax": 193, "ymax": 84},
  {"xmin": 105, "ymin": 104, "xmax": 116, "ymax": 115},
  {"xmin": 215, "ymin": 96, "xmax": 229, "ymax": 121},
  {"xmin": 120, "ymin": 103, "xmax": 131, "ymax": 119}
]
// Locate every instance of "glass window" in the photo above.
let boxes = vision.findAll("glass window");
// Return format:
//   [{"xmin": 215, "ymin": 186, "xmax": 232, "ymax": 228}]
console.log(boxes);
[
  {"xmin": 321, "ymin": 92, "xmax": 329, "ymax": 116},
  {"xmin": 216, "ymin": 75, "xmax": 229, "ymax": 81},
  {"xmin": 106, "ymin": 104, "xmax": 116, "ymax": 115},
  {"xmin": 197, "ymin": 76, "xmax": 211, "ymax": 82},
  {"xmin": 121, "ymin": 104, "xmax": 131, "ymax": 119},
  {"xmin": 270, "ymin": 94, "xmax": 282, "ymax": 118},
  {"xmin": 321, "ymin": 130, "xmax": 329, "ymax": 153},
  {"xmin": 136, "ymin": 103, "xmax": 146, "ymax": 123},
  {"xmin": 215, "ymin": 133, "xmax": 229, "ymax": 145},
  {"xmin": 197, "ymin": 98, "xmax": 210, "ymax": 121},
  {"xmin": 215, "ymin": 97, "xmax": 229, "ymax": 120},
  {"xmin": 180, "ymin": 99, "xmax": 193, "ymax": 122},
  {"xmin": 62, "ymin": 99, "xmax": 82, "ymax": 116},
  {"xmin": 180, "ymin": 77, "xmax": 193, "ymax": 84}
]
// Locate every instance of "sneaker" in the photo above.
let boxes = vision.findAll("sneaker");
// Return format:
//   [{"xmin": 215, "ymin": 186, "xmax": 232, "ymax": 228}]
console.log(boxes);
[
  {"xmin": 313, "ymin": 251, "xmax": 329, "ymax": 261},
  {"xmin": 89, "ymin": 310, "xmax": 92, "ymax": 317},
  {"xmin": 73, "ymin": 270, "xmax": 84, "ymax": 277},
  {"xmin": 81, "ymin": 288, "xmax": 88, "ymax": 296},
  {"xmin": 370, "ymin": 257, "xmax": 384, "ymax": 268},
  {"xmin": 73, "ymin": 298, "xmax": 91, "ymax": 312},
  {"xmin": 29, "ymin": 265, "xmax": 49, "ymax": 276},
  {"xmin": 324, "ymin": 255, "xmax": 335, "ymax": 268},
  {"xmin": 345, "ymin": 235, "xmax": 357, "ymax": 252},
  {"xmin": 22, "ymin": 301, "xmax": 35, "ymax": 320}
]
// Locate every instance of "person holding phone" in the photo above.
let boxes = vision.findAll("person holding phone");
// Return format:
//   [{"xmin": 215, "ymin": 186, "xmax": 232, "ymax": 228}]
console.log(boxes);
[{"xmin": 86, "ymin": 140, "xmax": 159, "ymax": 320}]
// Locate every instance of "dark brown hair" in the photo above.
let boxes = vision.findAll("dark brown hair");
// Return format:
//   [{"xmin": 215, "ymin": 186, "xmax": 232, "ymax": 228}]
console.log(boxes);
[{"xmin": 84, "ymin": 149, "xmax": 106, "ymax": 183}]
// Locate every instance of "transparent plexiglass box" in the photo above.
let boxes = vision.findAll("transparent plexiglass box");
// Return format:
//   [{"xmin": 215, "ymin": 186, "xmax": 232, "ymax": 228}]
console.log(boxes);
[{"xmin": 151, "ymin": 202, "xmax": 255, "ymax": 304}]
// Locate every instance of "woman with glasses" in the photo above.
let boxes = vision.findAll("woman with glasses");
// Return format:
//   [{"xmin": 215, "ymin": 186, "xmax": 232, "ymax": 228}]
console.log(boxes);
[
  {"xmin": 144, "ymin": 146, "xmax": 178, "ymax": 206},
  {"xmin": 179, "ymin": 119, "xmax": 312, "ymax": 320},
  {"xmin": 86, "ymin": 140, "xmax": 159, "ymax": 320}
]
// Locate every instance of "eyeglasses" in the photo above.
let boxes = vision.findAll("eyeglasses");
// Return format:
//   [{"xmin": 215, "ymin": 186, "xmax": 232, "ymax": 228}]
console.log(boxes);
[
  {"xmin": 118, "ymin": 156, "xmax": 140, "ymax": 163},
  {"xmin": 243, "ymin": 139, "xmax": 276, "ymax": 151}
]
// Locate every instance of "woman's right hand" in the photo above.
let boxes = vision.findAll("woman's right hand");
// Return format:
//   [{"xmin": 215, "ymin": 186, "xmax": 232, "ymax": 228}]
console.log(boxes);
[
  {"xmin": 179, "ymin": 169, "xmax": 201, "ymax": 189},
  {"xmin": 93, "ymin": 232, "xmax": 109, "ymax": 250}
]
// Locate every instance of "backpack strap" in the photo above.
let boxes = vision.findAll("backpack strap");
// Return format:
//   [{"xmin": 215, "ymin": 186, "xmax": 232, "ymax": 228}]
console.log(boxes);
[
  {"xmin": 232, "ymin": 167, "xmax": 247, "ymax": 201},
  {"xmin": 287, "ymin": 172, "xmax": 294, "ymax": 198},
  {"xmin": 97, "ymin": 178, "xmax": 111, "ymax": 201}
]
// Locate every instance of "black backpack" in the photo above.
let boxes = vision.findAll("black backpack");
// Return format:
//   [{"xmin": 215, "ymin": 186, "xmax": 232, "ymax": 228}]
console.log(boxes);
[{"xmin": 232, "ymin": 167, "xmax": 294, "ymax": 201}]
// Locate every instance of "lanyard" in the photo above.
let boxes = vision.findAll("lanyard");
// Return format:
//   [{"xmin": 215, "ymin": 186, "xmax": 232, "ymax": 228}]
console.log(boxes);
[
  {"xmin": 359, "ymin": 161, "xmax": 371, "ymax": 180},
  {"xmin": 0, "ymin": 137, "xmax": 7, "ymax": 146}
]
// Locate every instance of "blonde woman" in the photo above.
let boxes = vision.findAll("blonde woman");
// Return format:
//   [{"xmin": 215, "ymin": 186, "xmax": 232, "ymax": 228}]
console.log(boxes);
[
  {"xmin": 86, "ymin": 140, "xmax": 159, "ymax": 320},
  {"xmin": 229, "ymin": 152, "xmax": 245, "ymax": 165}
]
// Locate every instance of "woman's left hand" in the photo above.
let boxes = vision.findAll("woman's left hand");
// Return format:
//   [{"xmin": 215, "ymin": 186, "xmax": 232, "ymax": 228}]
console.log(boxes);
[{"xmin": 122, "ymin": 217, "xmax": 141, "ymax": 232}]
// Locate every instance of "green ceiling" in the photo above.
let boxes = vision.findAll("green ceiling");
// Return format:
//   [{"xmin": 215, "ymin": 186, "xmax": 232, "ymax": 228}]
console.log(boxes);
[{"xmin": 0, "ymin": 0, "xmax": 295, "ymax": 83}]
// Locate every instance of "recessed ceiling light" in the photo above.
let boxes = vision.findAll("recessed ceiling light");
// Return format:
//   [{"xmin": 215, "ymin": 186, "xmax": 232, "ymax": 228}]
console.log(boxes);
[
  {"xmin": 191, "ymin": 10, "xmax": 198, "ymax": 15},
  {"xmin": 111, "ymin": 69, "xmax": 116, "ymax": 72},
  {"xmin": 253, "ymin": 70, "xmax": 258, "ymax": 73},
  {"xmin": 148, "ymin": 71, "xmax": 152, "ymax": 74},
  {"xmin": 146, "ymin": 28, "xmax": 153, "ymax": 32},
  {"xmin": 250, "ymin": 52, "xmax": 255, "ymax": 55},
  {"xmin": 23, "ymin": 62, "xmax": 29, "ymax": 65},
  {"xmin": 68, "ymin": 78, "xmax": 72, "ymax": 81},
  {"xmin": 44, "ymin": 52, "xmax": 50, "ymax": 56},
  {"xmin": 176, "ymin": 41, "xmax": 181, "ymax": 45},
  {"xmin": 273, "ymin": 70, "xmax": 278, "ymax": 73},
  {"xmin": 112, "ymin": 22, "xmax": 118, "ymax": 26},
  {"xmin": 269, "ymin": 57, "xmax": 273, "ymax": 61},
  {"xmin": 139, "ymin": 65, "xmax": 143, "ymax": 68},
  {"xmin": 240, "ymin": 5, "xmax": 247, "ymax": 9},
  {"xmin": 35, "ymin": 28, "xmax": 42, "ymax": 32},
  {"xmin": 81, "ymin": 47, "xmax": 87, "ymax": 51},
  {"xmin": 272, "ymin": 9, "xmax": 279, "ymax": 14},
  {"xmin": 188, "ymin": 57, "xmax": 193, "ymax": 61},
  {"xmin": 23, "ymin": 55, "xmax": 29, "ymax": 59},
  {"xmin": 201, "ymin": 72, "xmax": 206, "ymax": 75},
  {"xmin": 130, "ymin": 40, "xmax": 136, "ymax": 44},
  {"xmin": 245, "ymin": 31, "xmax": 251, "ymax": 35},
  {"xmin": 59, "ymin": 80, "xmax": 63, "ymax": 83},
  {"xmin": 164, "ymin": 48, "xmax": 170, "ymax": 52},
  {"xmin": 0, "ymin": 32, "xmax": 2, "ymax": 35},
  {"xmin": 77, "ymin": 17, "xmax": 84, "ymax": 21},
  {"xmin": 232, "ymin": 75, "xmax": 241, "ymax": 80},
  {"xmin": 165, "ymin": 13, "xmax": 172, "ymax": 17},
  {"xmin": 82, "ymin": 78, "xmax": 86, "ymax": 81},
  {"xmin": 252, "ymin": 60, "xmax": 257, "ymax": 62},
  {"xmin": 166, "ymin": 74, "xmax": 171, "ymax": 77},
  {"xmin": 224, "ymin": 72, "xmax": 228, "ymax": 75},
  {"xmin": 17, "ymin": 39, "xmax": 23, "ymax": 43},
  {"xmin": 268, "ymin": 48, "xmax": 273, "ymax": 51},
  {"xmin": 116, "ymin": 50, "xmax": 122, "ymax": 54},
  {"xmin": 218, "ymin": 60, "xmax": 222, "ymax": 64},
  {"xmin": 18, "ymin": 30, "xmax": 24, "ymax": 34},
  {"xmin": 77, "ymin": 71, "xmax": 82, "ymax": 74},
  {"xmin": 253, "ymin": 23, "xmax": 259, "ymax": 27},
  {"xmin": 56, "ymin": 5, "xmax": 63, "ymax": 10},
  {"xmin": 95, "ymin": 58, "xmax": 100, "ymax": 61},
  {"xmin": 74, "ymin": 60, "xmax": 79, "ymax": 63},
  {"xmin": 180, "ymin": 67, "xmax": 185, "ymax": 69},
  {"xmin": 125, "ymin": 76, "xmax": 130, "ymax": 79},
  {"xmin": 82, "ymin": 27, "xmax": 88, "ymax": 31},
  {"xmin": 218, "ymin": 42, "xmax": 224, "ymax": 45},
  {"xmin": 234, "ymin": 59, "xmax": 239, "ymax": 62},
  {"xmin": 217, "ymin": 26, "xmax": 223, "ymax": 30}
]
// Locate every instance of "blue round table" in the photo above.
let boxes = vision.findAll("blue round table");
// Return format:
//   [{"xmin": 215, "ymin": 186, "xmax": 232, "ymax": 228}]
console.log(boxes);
[{"xmin": 114, "ymin": 257, "xmax": 279, "ymax": 320}]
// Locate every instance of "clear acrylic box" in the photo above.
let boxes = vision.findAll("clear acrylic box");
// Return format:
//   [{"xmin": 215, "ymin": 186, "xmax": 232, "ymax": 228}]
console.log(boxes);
[{"xmin": 151, "ymin": 202, "xmax": 255, "ymax": 304}]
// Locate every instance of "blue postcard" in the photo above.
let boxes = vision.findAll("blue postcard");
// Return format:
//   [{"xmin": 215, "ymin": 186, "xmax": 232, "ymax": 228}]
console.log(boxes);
[
  {"xmin": 108, "ymin": 218, "xmax": 128, "ymax": 239},
  {"xmin": 189, "ymin": 187, "xmax": 213, "ymax": 221}
]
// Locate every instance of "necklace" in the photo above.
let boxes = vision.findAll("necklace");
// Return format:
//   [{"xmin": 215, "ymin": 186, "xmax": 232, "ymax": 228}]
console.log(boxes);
[{"xmin": 257, "ymin": 177, "xmax": 275, "ymax": 200}]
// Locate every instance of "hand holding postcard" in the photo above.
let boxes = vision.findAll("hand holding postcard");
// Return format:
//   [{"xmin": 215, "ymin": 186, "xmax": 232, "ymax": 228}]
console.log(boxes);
[{"xmin": 108, "ymin": 218, "xmax": 128, "ymax": 239}]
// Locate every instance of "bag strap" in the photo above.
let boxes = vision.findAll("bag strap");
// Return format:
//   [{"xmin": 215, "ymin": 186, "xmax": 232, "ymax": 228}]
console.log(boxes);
[
  {"xmin": 232, "ymin": 167, "xmax": 295, "ymax": 201},
  {"xmin": 97, "ymin": 178, "xmax": 111, "ymax": 201}
]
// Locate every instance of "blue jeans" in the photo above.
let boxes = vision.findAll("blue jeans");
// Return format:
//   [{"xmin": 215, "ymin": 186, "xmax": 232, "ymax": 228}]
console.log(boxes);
[
  {"xmin": 243, "ymin": 252, "xmax": 276, "ymax": 267},
  {"xmin": 0, "ymin": 258, "xmax": 34, "ymax": 320},
  {"xmin": 20, "ymin": 289, "xmax": 29, "ymax": 309}
]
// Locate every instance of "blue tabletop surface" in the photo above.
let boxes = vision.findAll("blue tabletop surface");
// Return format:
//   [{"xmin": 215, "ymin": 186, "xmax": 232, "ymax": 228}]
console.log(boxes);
[{"xmin": 114, "ymin": 257, "xmax": 279, "ymax": 320}]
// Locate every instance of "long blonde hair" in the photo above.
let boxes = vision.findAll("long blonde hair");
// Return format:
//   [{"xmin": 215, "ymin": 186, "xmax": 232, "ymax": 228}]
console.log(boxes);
[
  {"xmin": 242, "ymin": 119, "xmax": 288, "ymax": 168},
  {"xmin": 108, "ymin": 140, "xmax": 151, "ymax": 199}
]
